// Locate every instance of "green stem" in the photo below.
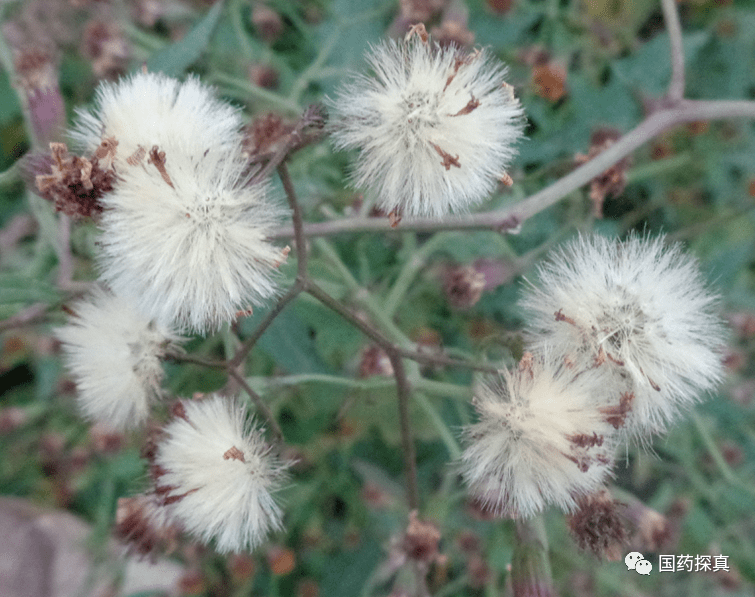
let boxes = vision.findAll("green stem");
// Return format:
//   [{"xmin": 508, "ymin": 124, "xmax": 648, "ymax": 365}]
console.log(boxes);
[
  {"xmin": 691, "ymin": 410, "xmax": 755, "ymax": 495},
  {"xmin": 625, "ymin": 152, "xmax": 692, "ymax": 184},
  {"xmin": 383, "ymin": 232, "xmax": 451, "ymax": 318},
  {"xmin": 209, "ymin": 71, "xmax": 301, "ymax": 114},
  {"xmin": 288, "ymin": 26, "xmax": 340, "ymax": 104},
  {"xmin": 0, "ymin": 161, "xmax": 20, "ymax": 187},
  {"xmin": 121, "ymin": 21, "xmax": 167, "ymax": 52},
  {"xmin": 414, "ymin": 392, "xmax": 462, "ymax": 459},
  {"xmin": 230, "ymin": 0, "xmax": 255, "ymax": 62},
  {"xmin": 247, "ymin": 372, "xmax": 396, "ymax": 392},
  {"xmin": 412, "ymin": 377, "xmax": 471, "ymax": 401}
]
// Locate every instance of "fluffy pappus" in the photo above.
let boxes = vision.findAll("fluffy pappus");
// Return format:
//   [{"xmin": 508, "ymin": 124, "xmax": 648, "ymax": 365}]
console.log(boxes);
[
  {"xmin": 96, "ymin": 143, "xmax": 286, "ymax": 334},
  {"xmin": 460, "ymin": 353, "xmax": 616, "ymax": 519},
  {"xmin": 55, "ymin": 286, "xmax": 182, "ymax": 430},
  {"xmin": 519, "ymin": 234, "xmax": 726, "ymax": 437},
  {"xmin": 152, "ymin": 395, "xmax": 291, "ymax": 553},
  {"xmin": 69, "ymin": 71, "xmax": 243, "ymax": 165},
  {"xmin": 328, "ymin": 31, "xmax": 525, "ymax": 219}
]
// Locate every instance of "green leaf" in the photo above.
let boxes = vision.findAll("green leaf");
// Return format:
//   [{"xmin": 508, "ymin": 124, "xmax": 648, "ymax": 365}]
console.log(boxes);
[
  {"xmin": 319, "ymin": 531, "xmax": 383, "ymax": 597},
  {"xmin": 0, "ymin": 71, "xmax": 21, "ymax": 125},
  {"xmin": 0, "ymin": 274, "xmax": 60, "ymax": 305},
  {"xmin": 613, "ymin": 31, "xmax": 710, "ymax": 97},
  {"xmin": 239, "ymin": 307, "xmax": 328, "ymax": 374},
  {"xmin": 146, "ymin": 0, "xmax": 225, "ymax": 76}
]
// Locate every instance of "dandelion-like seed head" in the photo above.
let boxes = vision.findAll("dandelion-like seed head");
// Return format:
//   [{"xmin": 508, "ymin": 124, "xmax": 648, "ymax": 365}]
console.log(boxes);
[
  {"xmin": 329, "ymin": 30, "xmax": 525, "ymax": 219},
  {"xmin": 460, "ymin": 353, "xmax": 616, "ymax": 519},
  {"xmin": 70, "ymin": 71, "xmax": 243, "ymax": 163},
  {"xmin": 97, "ymin": 145, "xmax": 285, "ymax": 333},
  {"xmin": 55, "ymin": 287, "xmax": 182, "ymax": 430},
  {"xmin": 152, "ymin": 395, "xmax": 290, "ymax": 553},
  {"xmin": 520, "ymin": 234, "xmax": 726, "ymax": 437}
]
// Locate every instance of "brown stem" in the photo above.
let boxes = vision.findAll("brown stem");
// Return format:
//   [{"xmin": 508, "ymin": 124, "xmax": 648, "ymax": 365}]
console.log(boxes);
[
  {"xmin": 305, "ymin": 280, "xmax": 420, "ymax": 508},
  {"xmin": 278, "ymin": 162, "xmax": 308, "ymax": 279},
  {"xmin": 0, "ymin": 302, "xmax": 48, "ymax": 332},
  {"xmin": 304, "ymin": 280, "xmax": 396, "ymax": 348},
  {"xmin": 269, "ymin": 99, "xmax": 755, "ymax": 239},
  {"xmin": 228, "ymin": 160, "xmax": 309, "ymax": 370},
  {"xmin": 387, "ymin": 349, "xmax": 420, "ymax": 510},
  {"xmin": 661, "ymin": 0, "xmax": 685, "ymax": 102},
  {"xmin": 228, "ymin": 281, "xmax": 305, "ymax": 370}
]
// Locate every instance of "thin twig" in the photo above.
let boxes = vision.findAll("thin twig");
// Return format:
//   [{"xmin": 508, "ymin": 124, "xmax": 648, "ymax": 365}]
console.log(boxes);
[
  {"xmin": 386, "ymin": 349, "xmax": 420, "ymax": 510},
  {"xmin": 228, "ymin": 368, "xmax": 284, "ymax": 444},
  {"xmin": 278, "ymin": 162, "xmax": 309, "ymax": 279},
  {"xmin": 0, "ymin": 302, "xmax": 48, "ymax": 332},
  {"xmin": 269, "ymin": 99, "xmax": 755, "ymax": 239},
  {"xmin": 304, "ymin": 280, "xmax": 397, "ymax": 348},
  {"xmin": 228, "ymin": 159, "xmax": 312, "ymax": 369},
  {"xmin": 228, "ymin": 281, "xmax": 305, "ymax": 369},
  {"xmin": 661, "ymin": 0, "xmax": 686, "ymax": 103},
  {"xmin": 304, "ymin": 280, "xmax": 421, "ymax": 508}
]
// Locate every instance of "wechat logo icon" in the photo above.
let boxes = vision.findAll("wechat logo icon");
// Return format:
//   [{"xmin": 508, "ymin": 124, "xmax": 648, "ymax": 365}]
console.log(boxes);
[{"xmin": 625, "ymin": 552, "xmax": 652, "ymax": 575}]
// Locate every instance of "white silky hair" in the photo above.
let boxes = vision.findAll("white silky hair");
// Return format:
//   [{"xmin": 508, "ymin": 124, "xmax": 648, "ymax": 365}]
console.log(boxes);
[
  {"xmin": 69, "ymin": 71, "xmax": 243, "ymax": 161},
  {"xmin": 67, "ymin": 71, "xmax": 288, "ymax": 333},
  {"xmin": 155, "ymin": 396, "xmax": 290, "ymax": 553},
  {"xmin": 519, "ymin": 234, "xmax": 726, "ymax": 439},
  {"xmin": 460, "ymin": 354, "xmax": 618, "ymax": 518},
  {"xmin": 329, "ymin": 37, "xmax": 525, "ymax": 218},
  {"xmin": 96, "ymin": 142, "xmax": 285, "ymax": 334},
  {"xmin": 55, "ymin": 286, "xmax": 181, "ymax": 430}
]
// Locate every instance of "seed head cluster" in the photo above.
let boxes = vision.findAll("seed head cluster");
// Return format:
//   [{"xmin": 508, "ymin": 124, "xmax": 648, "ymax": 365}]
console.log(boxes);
[
  {"xmin": 70, "ymin": 71, "xmax": 286, "ymax": 334},
  {"xmin": 460, "ymin": 233, "xmax": 725, "ymax": 519},
  {"xmin": 329, "ymin": 27, "xmax": 524, "ymax": 221},
  {"xmin": 150, "ymin": 396, "xmax": 291, "ymax": 553},
  {"xmin": 50, "ymin": 72, "xmax": 289, "ymax": 554}
]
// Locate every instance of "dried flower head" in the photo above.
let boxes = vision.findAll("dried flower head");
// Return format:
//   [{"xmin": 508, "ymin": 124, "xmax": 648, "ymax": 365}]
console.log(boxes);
[
  {"xmin": 574, "ymin": 128, "xmax": 631, "ymax": 218},
  {"xmin": 566, "ymin": 490, "xmax": 627, "ymax": 560},
  {"xmin": 35, "ymin": 140, "xmax": 116, "ymax": 218},
  {"xmin": 519, "ymin": 234, "xmax": 726, "ymax": 437},
  {"xmin": 115, "ymin": 493, "xmax": 180, "ymax": 558},
  {"xmin": 329, "ymin": 27, "xmax": 524, "ymax": 220},
  {"xmin": 55, "ymin": 287, "xmax": 182, "ymax": 430},
  {"xmin": 151, "ymin": 395, "xmax": 291, "ymax": 553},
  {"xmin": 444, "ymin": 263, "xmax": 486, "ymax": 309},
  {"xmin": 460, "ymin": 352, "xmax": 616, "ymax": 518}
]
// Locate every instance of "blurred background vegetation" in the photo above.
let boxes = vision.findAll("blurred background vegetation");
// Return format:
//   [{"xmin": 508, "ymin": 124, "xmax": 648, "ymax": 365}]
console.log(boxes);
[{"xmin": 1, "ymin": 0, "xmax": 755, "ymax": 595}]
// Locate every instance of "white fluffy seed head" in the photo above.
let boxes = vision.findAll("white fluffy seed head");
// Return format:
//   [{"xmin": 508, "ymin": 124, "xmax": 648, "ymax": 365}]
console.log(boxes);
[
  {"xmin": 519, "ymin": 234, "xmax": 726, "ymax": 437},
  {"xmin": 69, "ymin": 71, "xmax": 243, "ymax": 164},
  {"xmin": 460, "ymin": 353, "xmax": 616, "ymax": 519},
  {"xmin": 329, "ymin": 37, "xmax": 525, "ymax": 218},
  {"xmin": 55, "ymin": 287, "xmax": 182, "ymax": 430},
  {"xmin": 96, "ymin": 145, "xmax": 285, "ymax": 334},
  {"xmin": 153, "ymin": 395, "xmax": 290, "ymax": 553}
]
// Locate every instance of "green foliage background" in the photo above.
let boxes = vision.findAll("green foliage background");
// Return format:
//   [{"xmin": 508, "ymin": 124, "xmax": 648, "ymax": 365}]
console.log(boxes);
[{"xmin": 1, "ymin": 0, "xmax": 755, "ymax": 596}]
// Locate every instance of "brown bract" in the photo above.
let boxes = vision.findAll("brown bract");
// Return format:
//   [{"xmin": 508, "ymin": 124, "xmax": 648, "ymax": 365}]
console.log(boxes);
[
  {"xmin": 34, "ymin": 140, "xmax": 117, "ymax": 219},
  {"xmin": 567, "ymin": 490, "xmax": 627, "ymax": 560}
]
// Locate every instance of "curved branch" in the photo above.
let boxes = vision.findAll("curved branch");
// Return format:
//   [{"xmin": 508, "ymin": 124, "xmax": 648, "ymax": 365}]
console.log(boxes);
[
  {"xmin": 661, "ymin": 0, "xmax": 686, "ymax": 102},
  {"xmin": 269, "ymin": 99, "xmax": 755, "ymax": 239}
]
